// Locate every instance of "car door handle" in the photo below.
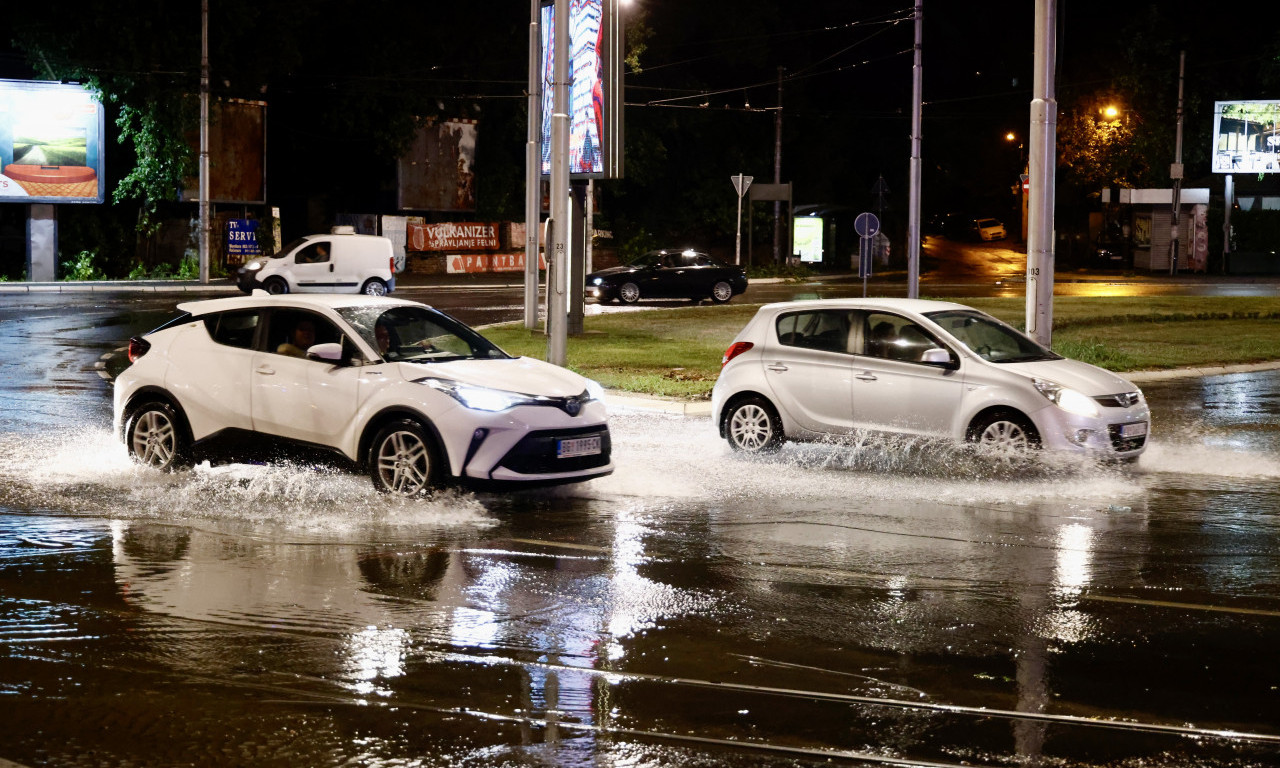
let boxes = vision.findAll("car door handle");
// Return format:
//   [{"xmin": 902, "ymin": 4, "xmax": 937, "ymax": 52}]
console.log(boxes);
[
  {"xmin": 767, "ymin": 363, "xmax": 789, "ymax": 372},
  {"xmin": 256, "ymin": 365, "xmax": 276, "ymax": 376},
  {"xmin": 856, "ymin": 371, "xmax": 878, "ymax": 381}
]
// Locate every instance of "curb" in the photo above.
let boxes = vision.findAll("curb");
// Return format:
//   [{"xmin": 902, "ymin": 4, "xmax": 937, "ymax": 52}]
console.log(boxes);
[{"xmin": 603, "ymin": 391, "xmax": 713, "ymax": 417}]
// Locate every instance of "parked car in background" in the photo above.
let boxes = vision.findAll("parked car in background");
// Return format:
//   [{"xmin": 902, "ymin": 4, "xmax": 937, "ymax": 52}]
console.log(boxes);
[
  {"xmin": 115, "ymin": 294, "xmax": 612, "ymax": 496},
  {"xmin": 712, "ymin": 298, "xmax": 1149, "ymax": 461},
  {"xmin": 969, "ymin": 218, "xmax": 1007, "ymax": 241},
  {"xmin": 237, "ymin": 226, "xmax": 397, "ymax": 296},
  {"xmin": 587, "ymin": 249, "xmax": 748, "ymax": 304}
]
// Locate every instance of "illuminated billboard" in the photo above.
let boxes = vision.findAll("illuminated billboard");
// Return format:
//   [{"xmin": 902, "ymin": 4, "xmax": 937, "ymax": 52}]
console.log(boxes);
[
  {"xmin": 0, "ymin": 79, "xmax": 105, "ymax": 204},
  {"xmin": 1212, "ymin": 100, "xmax": 1280, "ymax": 173},
  {"xmin": 794, "ymin": 216, "xmax": 824, "ymax": 263},
  {"xmin": 539, "ymin": 0, "xmax": 623, "ymax": 179}
]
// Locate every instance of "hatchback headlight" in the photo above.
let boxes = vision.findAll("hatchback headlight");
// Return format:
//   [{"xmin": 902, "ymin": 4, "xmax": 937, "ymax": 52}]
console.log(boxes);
[
  {"xmin": 420, "ymin": 378, "xmax": 540, "ymax": 412},
  {"xmin": 1032, "ymin": 378, "xmax": 1099, "ymax": 418}
]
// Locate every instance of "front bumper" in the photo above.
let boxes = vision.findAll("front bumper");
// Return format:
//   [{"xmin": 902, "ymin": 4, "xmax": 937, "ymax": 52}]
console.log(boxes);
[
  {"xmin": 236, "ymin": 268, "xmax": 263, "ymax": 293},
  {"xmin": 1032, "ymin": 402, "xmax": 1150, "ymax": 458}
]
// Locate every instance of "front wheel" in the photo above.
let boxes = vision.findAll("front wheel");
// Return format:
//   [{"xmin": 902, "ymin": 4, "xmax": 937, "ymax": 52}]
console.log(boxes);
[
  {"xmin": 125, "ymin": 401, "xmax": 190, "ymax": 471},
  {"xmin": 724, "ymin": 396, "xmax": 783, "ymax": 453},
  {"xmin": 710, "ymin": 281, "xmax": 733, "ymax": 304},
  {"xmin": 617, "ymin": 282, "xmax": 641, "ymax": 304},
  {"xmin": 361, "ymin": 278, "xmax": 388, "ymax": 296},
  {"xmin": 369, "ymin": 419, "xmax": 440, "ymax": 496},
  {"xmin": 967, "ymin": 410, "xmax": 1040, "ymax": 454},
  {"xmin": 264, "ymin": 277, "xmax": 289, "ymax": 295}
]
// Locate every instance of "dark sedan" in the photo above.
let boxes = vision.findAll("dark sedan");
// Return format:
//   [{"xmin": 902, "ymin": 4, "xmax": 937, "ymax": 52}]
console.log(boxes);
[{"xmin": 587, "ymin": 249, "xmax": 748, "ymax": 304}]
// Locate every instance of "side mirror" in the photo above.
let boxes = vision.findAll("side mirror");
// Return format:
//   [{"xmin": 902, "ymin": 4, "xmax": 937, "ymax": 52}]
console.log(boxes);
[
  {"xmin": 307, "ymin": 342, "xmax": 346, "ymax": 364},
  {"xmin": 921, "ymin": 348, "xmax": 958, "ymax": 369}
]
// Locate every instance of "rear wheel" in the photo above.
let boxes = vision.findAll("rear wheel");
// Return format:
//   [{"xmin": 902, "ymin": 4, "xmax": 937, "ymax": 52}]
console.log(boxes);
[
  {"xmin": 361, "ymin": 278, "xmax": 388, "ymax": 296},
  {"xmin": 264, "ymin": 277, "xmax": 289, "ymax": 295},
  {"xmin": 618, "ymin": 282, "xmax": 641, "ymax": 304},
  {"xmin": 711, "ymin": 281, "xmax": 733, "ymax": 304},
  {"xmin": 967, "ymin": 410, "xmax": 1040, "ymax": 454},
  {"xmin": 369, "ymin": 419, "xmax": 440, "ymax": 496},
  {"xmin": 724, "ymin": 396, "xmax": 783, "ymax": 453},
  {"xmin": 125, "ymin": 401, "xmax": 190, "ymax": 471}
]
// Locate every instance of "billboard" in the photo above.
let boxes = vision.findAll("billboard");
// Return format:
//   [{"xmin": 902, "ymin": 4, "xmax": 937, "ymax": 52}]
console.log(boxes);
[
  {"xmin": 1212, "ymin": 100, "xmax": 1280, "ymax": 173},
  {"xmin": 182, "ymin": 98, "xmax": 267, "ymax": 204},
  {"xmin": 539, "ymin": 0, "xmax": 623, "ymax": 179},
  {"xmin": 397, "ymin": 118, "xmax": 478, "ymax": 212},
  {"xmin": 794, "ymin": 216, "xmax": 824, "ymax": 263},
  {"xmin": 0, "ymin": 79, "xmax": 105, "ymax": 204}
]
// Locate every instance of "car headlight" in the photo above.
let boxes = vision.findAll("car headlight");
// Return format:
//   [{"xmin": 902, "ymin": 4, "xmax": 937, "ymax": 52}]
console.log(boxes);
[
  {"xmin": 591, "ymin": 277, "xmax": 604, "ymax": 286},
  {"xmin": 1032, "ymin": 378, "xmax": 1099, "ymax": 418},
  {"xmin": 420, "ymin": 378, "xmax": 540, "ymax": 412},
  {"xmin": 584, "ymin": 378, "xmax": 606, "ymax": 402},
  {"xmin": 243, "ymin": 261, "xmax": 263, "ymax": 271}
]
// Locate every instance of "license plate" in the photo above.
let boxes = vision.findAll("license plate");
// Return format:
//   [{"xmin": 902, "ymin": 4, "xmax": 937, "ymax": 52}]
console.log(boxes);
[
  {"xmin": 1119, "ymin": 422, "xmax": 1147, "ymax": 438},
  {"xmin": 557, "ymin": 436, "xmax": 601, "ymax": 458}
]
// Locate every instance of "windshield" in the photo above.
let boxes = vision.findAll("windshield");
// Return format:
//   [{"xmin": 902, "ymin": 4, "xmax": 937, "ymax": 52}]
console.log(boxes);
[
  {"xmin": 337, "ymin": 305, "xmax": 510, "ymax": 363},
  {"xmin": 627, "ymin": 250, "xmax": 664, "ymax": 268},
  {"xmin": 925, "ymin": 309, "xmax": 1061, "ymax": 363}
]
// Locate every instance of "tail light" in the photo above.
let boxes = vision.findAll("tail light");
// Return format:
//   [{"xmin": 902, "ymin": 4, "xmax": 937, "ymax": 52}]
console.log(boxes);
[
  {"xmin": 390, "ymin": 256, "xmax": 396, "ymax": 274},
  {"xmin": 721, "ymin": 341, "xmax": 753, "ymax": 368},
  {"xmin": 127, "ymin": 336, "xmax": 151, "ymax": 363}
]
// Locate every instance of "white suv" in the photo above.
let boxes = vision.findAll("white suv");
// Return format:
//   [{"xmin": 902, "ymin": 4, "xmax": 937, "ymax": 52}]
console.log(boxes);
[
  {"xmin": 114, "ymin": 295, "xmax": 612, "ymax": 495},
  {"xmin": 712, "ymin": 298, "xmax": 1149, "ymax": 460}
]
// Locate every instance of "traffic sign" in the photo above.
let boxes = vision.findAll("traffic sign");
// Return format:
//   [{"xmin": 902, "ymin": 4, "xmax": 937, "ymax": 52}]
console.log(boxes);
[
  {"xmin": 731, "ymin": 174, "xmax": 753, "ymax": 198},
  {"xmin": 854, "ymin": 212, "xmax": 880, "ymax": 238}
]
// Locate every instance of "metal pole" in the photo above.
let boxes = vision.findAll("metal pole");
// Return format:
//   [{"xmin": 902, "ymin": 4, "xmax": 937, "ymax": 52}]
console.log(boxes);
[
  {"xmin": 1169, "ymin": 50, "xmax": 1185, "ymax": 275},
  {"xmin": 1223, "ymin": 173, "xmax": 1234, "ymax": 274},
  {"xmin": 906, "ymin": 2, "xmax": 922, "ymax": 299},
  {"xmin": 548, "ymin": 0, "xmax": 570, "ymax": 366},
  {"xmin": 735, "ymin": 191, "xmax": 744, "ymax": 266},
  {"xmin": 524, "ymin": 0, "xmax": 542, "ymax": 329},
  {"xmin": 199, "ymin": 0, "xmax": 210, "ymax": 285},
  {"xmin": 772, "ymin": 67, "xmax": 783, "ymax": 264},
  {"xmin": 1026, "ymin": 0, "xmax": 1057, "ymax": 346}
]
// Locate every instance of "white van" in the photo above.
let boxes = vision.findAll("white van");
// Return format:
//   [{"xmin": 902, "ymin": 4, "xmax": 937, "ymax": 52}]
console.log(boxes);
[{"xmin": 236, "ymin": 226, "xmax": 397, "ymax": 295}]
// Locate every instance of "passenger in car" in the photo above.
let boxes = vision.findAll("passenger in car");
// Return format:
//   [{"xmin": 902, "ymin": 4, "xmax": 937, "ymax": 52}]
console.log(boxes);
[{"xmin": 277, "ymin": 319, "xmax": 316, "ymax": 358}]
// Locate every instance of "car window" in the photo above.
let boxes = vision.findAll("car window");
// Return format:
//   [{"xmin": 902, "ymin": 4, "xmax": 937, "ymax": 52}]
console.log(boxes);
[
  {"xmin": 925, "ymin": 309, "xmax": 1061, "ymax": 363},
  {"xmin": 203, "ymin": 310, "xmax": 261, "ymax": 349},
  {"xmin": 775, "ymin": 310, "xmax": 854, "ymax": 354},
  {"xmin": 860, "ymin": 312, "xmax": 946, "ymax": 363},
  {"xmin": 295, "ymin": 241, "xmax": 331, "ymax": 264},
  {"xmin": 338, "ymin": 305, "xmax": 510, "ymax": 363},
  {"xmin": 268, "ymin": 309, "xmax": 344, "ymax": 359}
]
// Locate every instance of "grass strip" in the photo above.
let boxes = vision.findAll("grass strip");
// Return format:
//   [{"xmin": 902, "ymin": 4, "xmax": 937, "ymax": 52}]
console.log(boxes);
[{"xmin": 481, "ymin": 297, "xmax": 1280, "ymax": 399}]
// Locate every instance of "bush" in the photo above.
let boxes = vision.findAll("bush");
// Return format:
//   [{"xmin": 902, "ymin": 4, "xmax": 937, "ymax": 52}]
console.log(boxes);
[{"xmin": 62, "ymin": 250, "xmax": 106, "ymax": 281}]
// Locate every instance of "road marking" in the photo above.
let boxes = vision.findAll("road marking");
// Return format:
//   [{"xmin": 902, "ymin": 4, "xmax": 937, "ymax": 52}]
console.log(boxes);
[{"xmin": 1083, "ymin": 594, "xmax": 1280, "ymax": 617}]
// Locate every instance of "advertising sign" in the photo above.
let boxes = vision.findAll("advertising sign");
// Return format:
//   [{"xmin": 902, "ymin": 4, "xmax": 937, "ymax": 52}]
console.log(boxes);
[
  {"xmin": 397, "ymin": 119, "xmax": 478, "ymax": 211},
  {"xmin": 408, "ymin": 222, "xmax": 499, "ymax": 252},
  {"xmin": 540, "ymin": 0, "xmax": 623, "ymax": 179},
  {"xmin": 448, "ymin": 253, "xmax": 547, "ymax": 274},
  {"xmin": 224, "ymin": 219, "xmax": 263, "ymax": 265},
  {"xmin": 793, "ymin": 216, "xmax": 824, "ymax": 263},
  {"xmin": 1212, "ymin": 100, "xmax": 1280, "ymax": 173},
  {"xmin": 0, "ymin": 79, "xmax": 105, "ymax": 204},
  {"xmin": 181, "ymin": 98, "xmax": 267, "ymax": 203}
]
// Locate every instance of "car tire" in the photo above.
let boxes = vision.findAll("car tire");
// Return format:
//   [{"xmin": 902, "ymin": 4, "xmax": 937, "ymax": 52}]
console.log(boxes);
[
  {"xmin": 967, "ymin": 410, "xmax": 1040, "ymax": 452},
  {"xmin": 618, "ymin": 282, "xmax": 641, "ymax": 304},
  {"xmin": 264, "ymin": 277, "xmax": 289, "ymax": 295},
  {"xmin": 369, "ymin": 419, "xmax": 441, "ymax": 496},
  {"xmin": 724, "ymin": 396, "xmax": 783, "ymax": 453},
  {"xmin": 361, "ymin": 278, "xmax": 388, "ymax": 296},
  {"xmin": 125, "ymin": 401, "xmax": 191, "ymax": 471},
  {"xmin": 711, "ymin": 281, "xmax": 733, "ymax": 304}
]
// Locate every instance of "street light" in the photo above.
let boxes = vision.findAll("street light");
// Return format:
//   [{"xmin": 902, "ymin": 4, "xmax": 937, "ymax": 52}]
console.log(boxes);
[{"xmin": 1101, "ymin": 105, "xmax": 1120, "ymax": 120}]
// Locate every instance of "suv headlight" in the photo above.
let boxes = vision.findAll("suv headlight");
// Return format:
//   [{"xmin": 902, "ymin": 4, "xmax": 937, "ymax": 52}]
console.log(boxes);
[
  {"xmin": 584, "ymin": 378, "xmax": 606, "ymax": 402},
  {"xmin": 420, "ymin": 378, "xmax": 540, "ymax": 412},
  {"xmin": 1032, "ymin": 378, "xmax": 1099, "ymax": 418}
]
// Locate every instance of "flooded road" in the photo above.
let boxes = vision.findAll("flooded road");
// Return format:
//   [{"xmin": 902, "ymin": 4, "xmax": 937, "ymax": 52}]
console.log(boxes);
[{"xmin": 0, "ymin": 291, "xmax": 1278, "ymax": 766}]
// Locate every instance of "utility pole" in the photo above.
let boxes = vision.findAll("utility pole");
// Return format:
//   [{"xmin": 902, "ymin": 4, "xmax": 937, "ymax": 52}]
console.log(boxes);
[
  {"xmin": 906, "ymin": 2, "xmax": 922, "ymax": 299},
  {"xmin": 1170, "ymin": 50, "xmax": 1185, "ymax": 275},
  {"xmin": 772, "ymin": 67, "xmax": 783, "ymax": 264},
  {"xmin": 1026, "ymin": 0, "xmax": 1057, "ymax": 346},
  {"xmin": 547, "ymin": 0, "xmax": 570, "ymax": 366},
  {"xmin": 198, "ymin": 0, "xmax": 210, "ymax": 285},
  {"xmin": 524, "ymin": 0, "xmax": 541, "ymax": 329}
]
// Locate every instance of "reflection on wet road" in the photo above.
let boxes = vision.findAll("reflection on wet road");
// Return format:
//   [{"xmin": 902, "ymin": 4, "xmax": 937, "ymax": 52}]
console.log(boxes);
[{"xmin": 0, "ymin": 292, "xmax": 1278, "ymax": 766}]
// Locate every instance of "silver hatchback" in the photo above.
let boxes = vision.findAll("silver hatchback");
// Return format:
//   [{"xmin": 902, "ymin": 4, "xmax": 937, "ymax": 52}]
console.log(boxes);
[{"xmin": 711, "ymin": 298, "xmax": 1149, "ymax": 460}]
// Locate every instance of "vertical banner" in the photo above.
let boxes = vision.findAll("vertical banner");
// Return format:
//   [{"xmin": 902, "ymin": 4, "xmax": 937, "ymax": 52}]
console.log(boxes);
[{"xmin": 539, "ymin": 0, "xmax": 623, "ymax": 179}]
